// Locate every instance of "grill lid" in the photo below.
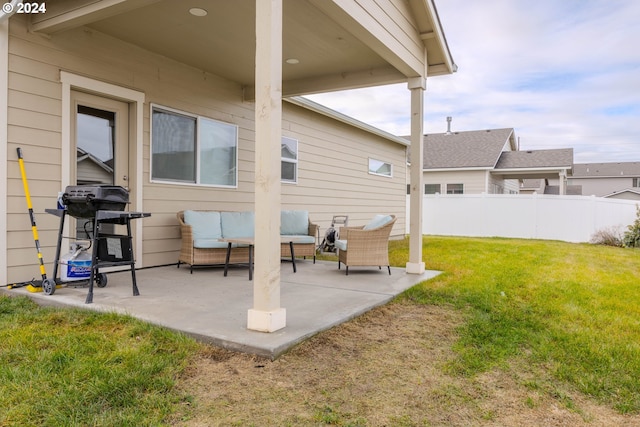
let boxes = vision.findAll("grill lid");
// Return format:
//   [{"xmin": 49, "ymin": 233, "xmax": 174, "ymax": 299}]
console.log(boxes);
[{"xmin": 62, "ymin": 185, "xmax": 129, "ymax": 218}]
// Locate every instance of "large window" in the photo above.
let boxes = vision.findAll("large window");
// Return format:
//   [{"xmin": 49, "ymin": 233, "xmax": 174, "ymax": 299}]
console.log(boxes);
[
  {"xmin": 281, "ymin": 136, "xmax": 298, "ymax": 183},
  {"xmin": 368, "ymin": 158, "xmax": 392, "ymax": 177},
  {"xmin": 446, "ymin": 183, "xmax": 464, "ymax": 194},
  {"xmin": 425, "ymin": 184, "xmax": 441, "ymax": 194},
  {"xmin": 151, "ymin": 105, "xmax": 238, "ymax": 187}
]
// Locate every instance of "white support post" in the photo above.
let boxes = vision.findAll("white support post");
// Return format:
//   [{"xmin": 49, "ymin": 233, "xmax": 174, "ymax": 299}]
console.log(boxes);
[
  {"xmin": 559, "ymin": 170, "xmax": 567, "ymax": 195},
  {"xmin": 248, "ymin": 0, "xmax": 286, "ymax": 332},
  {"xmin": 406, "ymin": 76, "xmax": 426, "ymax": 274}
]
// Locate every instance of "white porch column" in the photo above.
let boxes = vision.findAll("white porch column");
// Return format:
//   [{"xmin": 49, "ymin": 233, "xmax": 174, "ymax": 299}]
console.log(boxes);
[
  {"xmin": 247, "ymin": 0, "xmax": 286, "ymax": 333},
  {"xmin": 559, "ymin": 170, "xmax": 567, "ymax": 195},
  {"xmin": 406, "ymin": 76, "xmax": 426, "ymax": 274}
]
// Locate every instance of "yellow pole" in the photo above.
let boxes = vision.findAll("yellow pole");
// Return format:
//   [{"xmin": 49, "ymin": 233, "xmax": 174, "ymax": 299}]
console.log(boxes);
[{"xmin": 16, "ymin": 148, "xmax": 55, "ymax": 294}]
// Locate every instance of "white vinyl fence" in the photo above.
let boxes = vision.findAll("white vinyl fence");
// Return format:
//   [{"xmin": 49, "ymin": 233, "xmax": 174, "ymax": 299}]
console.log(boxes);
[{"xmin": 406, "ymin": 194, "xmax": 639, "ymax": 243}]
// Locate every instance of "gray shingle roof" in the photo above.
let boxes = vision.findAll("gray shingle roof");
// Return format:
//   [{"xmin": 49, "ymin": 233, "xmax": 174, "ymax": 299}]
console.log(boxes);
[
  {"xmin": 422, "ymin": 128, "xmax": 514, "ymax": 169},
  {"xmin": 495, "ymin": 148, "xmax": 574, "ymax": 170},
  {"xmin": 572, "ymin": 162, "xmax": 640, "ymax": 177}
]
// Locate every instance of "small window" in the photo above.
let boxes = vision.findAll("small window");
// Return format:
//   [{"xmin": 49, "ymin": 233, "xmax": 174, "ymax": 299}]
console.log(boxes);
[
  {"xmin": 633, "ymin": 178, "xmax": 640, "ymax": 188},
  {"xmin": 446, "ymin": 183, "xmax": 464, "ymax": 194},
  {"xmin": 425, "ymin": 184, "xmax": 441, "ymax": 194},
  {"xmin": 368, "ymin": 158, "xmax": 392, "ymax": 177},
  {"xmin": 151, "ymin": 105, "xmax": 238, "ymax": 187},
  {"xmin": 281, "ymin": 136, "xmax": 298, "ymax": 183}
]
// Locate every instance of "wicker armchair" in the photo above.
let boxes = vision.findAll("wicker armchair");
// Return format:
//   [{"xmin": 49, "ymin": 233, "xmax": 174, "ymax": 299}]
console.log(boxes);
[{"xmin": 336, "ymin": 215, "xmax": 396, "ymax": 275}]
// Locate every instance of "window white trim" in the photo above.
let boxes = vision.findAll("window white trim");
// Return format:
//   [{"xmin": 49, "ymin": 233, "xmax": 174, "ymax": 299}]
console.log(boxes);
[
  {"xmin": 281, "ymin": 136, "xmax": 298, "ymax": 184},
  {"xmin": 368, "ymin": 158, "xmax": 393, "ymax": 178},
  {"xmin": 150, "ymin": 104, "xmax": 238, "ymax": 188}
]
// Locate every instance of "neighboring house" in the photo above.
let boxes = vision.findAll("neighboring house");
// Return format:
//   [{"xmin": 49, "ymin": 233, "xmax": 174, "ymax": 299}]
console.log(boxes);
[
  {"xmin": 76, "ymin": 147, "xmax": 113, "ymax": 185},
  {"xmin": 0, "ymin": 1, "xmax": 455, "ymax": 332},
  {"xmin": 603, "ymin": 189, "xmax": 640, "ymax": 201},
  {"xmin": 568, "ymin": 162, "xmax": 640, "ymax": 200},
  {"xmin": 519, "ymin": 179, "xmax": 582, "ymax": 195},
  {"xmin": 409, "ymin": 124, "xmax": 574, "ymax": 195}
]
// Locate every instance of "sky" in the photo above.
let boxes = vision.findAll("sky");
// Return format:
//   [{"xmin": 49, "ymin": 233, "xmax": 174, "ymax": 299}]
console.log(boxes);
[{"xmin": 306, "ymin": 0, "xmax": 640, "ymax": 163}]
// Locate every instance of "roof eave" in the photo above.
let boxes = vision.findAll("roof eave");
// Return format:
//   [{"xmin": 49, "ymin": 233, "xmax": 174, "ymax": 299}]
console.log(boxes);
[
  {"xmin": 421, "ymin": 0, "xmax": 457, "ymax": 76},
  {"xmin": 423, "ymin": 167, "xmax": 493, "ymax": 172},
  {"xmin": 286, "ymin": 96, "xmax": 409, "ymax": 147}
]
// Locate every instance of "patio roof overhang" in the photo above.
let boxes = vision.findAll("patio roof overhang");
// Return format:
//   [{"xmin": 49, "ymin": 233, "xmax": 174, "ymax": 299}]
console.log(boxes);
[
  {"xmin": 29, "ymin": 0, "xmax": 455, "ymax": 97},
  {"xmin": 24, "ymin": 0, "xmax": 455, "ymax": 333},
  {"xmin": 491, "ymin": 167, "xmax": 573, "ymax": 181}
]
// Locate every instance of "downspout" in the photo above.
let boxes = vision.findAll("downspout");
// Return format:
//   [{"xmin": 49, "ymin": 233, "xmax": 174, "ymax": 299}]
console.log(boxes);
[{"xmin": 0, "ymin": 0, "xmax": 23, "ymax": 22}]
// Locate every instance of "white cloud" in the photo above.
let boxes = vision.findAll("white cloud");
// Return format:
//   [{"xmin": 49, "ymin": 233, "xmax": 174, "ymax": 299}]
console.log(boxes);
[{"xmin": 306, "ymin": 0, "xmax": 640, "ymax": 163}]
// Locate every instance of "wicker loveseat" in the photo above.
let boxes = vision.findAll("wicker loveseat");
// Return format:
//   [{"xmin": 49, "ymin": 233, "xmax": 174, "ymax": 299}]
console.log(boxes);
[
  {"xmin": 335, "ymin": 214, "xmax": 397, "ymax": 275},
  {"xmin": 177, "ymin": 210, "xmax": 318, "ymax": 273}
]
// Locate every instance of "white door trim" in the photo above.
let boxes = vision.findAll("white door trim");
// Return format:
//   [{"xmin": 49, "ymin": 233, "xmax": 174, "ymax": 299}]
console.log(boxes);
[{"xmin": 60, "ymin": 72, "xmax": 146, "ymax": 266}]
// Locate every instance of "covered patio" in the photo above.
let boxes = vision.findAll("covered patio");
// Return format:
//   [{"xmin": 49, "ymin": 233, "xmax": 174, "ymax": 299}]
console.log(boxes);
[
  {"xmin": 1, "ymin": 0, "xmax": 455, "ymax": 337},
  {"xmin": 6, "ymin": 260, "xmax": 440, "ymax": 359}
]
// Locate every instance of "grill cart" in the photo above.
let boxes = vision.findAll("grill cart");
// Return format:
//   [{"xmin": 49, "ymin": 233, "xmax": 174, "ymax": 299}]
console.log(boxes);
[{"xmin": 47, "ymin": 185, "xmax": 150, "ymax": 304}]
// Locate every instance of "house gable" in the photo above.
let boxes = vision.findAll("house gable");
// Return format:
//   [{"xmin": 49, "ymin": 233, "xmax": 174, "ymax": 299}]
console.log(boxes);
[{"xmin": 421, "ymin": 128, "xmax": 514, "ymax": 170}]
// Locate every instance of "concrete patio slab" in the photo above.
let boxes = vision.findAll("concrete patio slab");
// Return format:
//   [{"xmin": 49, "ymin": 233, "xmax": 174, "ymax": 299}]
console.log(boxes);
[{"xmin": 4, "ymin": 260, "xmax": 440, "ymax": 359}]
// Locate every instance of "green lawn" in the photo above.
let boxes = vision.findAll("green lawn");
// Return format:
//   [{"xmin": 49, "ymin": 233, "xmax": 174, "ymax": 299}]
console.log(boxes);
[
  {"xmin": 393, "ymin": 236, "xmax": 640, "ymax": 413},
  {"xmin": 2, "ymin": 236, "xmax": 639, "ymax": 425},
  {"xmin": 0, "ymin": 297, "xmax": 199, "ymax": 426}
]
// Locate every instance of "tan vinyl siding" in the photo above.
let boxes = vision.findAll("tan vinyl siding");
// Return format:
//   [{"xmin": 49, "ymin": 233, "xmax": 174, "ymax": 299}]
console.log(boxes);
[
  {"xmin": 282, "ymin": 102, "xmax": 407, "ymax": 235},
  {"xmin": 422, "ymin": 170, "xmax": 489, "ymax": 195},
  {"xmin": 504, "ymin": 178, "xmax": 520, "ymax": 194},
  {"xmin": 5, "ymin": 15, "xmax": 407, "ymax": 281},
  {"xmin": 488, "ymin": 175, "xmax": 520, "ymax": 194}
]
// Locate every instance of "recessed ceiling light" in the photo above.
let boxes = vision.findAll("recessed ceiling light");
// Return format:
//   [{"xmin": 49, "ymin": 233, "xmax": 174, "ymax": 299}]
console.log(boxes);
[
  {"xmin": 189, "ymin": 7, "xmax": 208, "ymax": 17},
  {"xmin": 285, "ymin": 58, "xmax": 300, "ymax": 65}
]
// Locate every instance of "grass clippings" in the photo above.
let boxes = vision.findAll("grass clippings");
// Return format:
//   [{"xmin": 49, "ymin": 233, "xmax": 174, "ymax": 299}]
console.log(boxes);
[{"xmin": 172, "ymin": 300, "xmax": 639, "ymax": 427}]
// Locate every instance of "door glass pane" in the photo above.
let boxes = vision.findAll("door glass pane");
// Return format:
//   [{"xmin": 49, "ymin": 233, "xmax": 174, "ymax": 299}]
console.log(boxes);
[
  {"xmin": 76, "ymin": 106, "xmax": 116, "ymax": 238},
  {"xmin": 77, "ymin": 106, "xmax": 115, "ymax": 185}
]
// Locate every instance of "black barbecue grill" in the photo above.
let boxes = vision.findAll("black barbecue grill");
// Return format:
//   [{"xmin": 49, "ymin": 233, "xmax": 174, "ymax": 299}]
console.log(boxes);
[
  {"xmin": 47, "ymin": 184, "xmax": 150, "ymax": 303},
  {"xmin": 62, "ymin": 185, "xmax": 129, "ymax": 218}
]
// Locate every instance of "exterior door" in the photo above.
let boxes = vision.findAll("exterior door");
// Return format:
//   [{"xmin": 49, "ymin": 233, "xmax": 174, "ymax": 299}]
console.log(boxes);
[{"xmin": 71, "ymin": 91, "xmax": 130, "ymax": 238}]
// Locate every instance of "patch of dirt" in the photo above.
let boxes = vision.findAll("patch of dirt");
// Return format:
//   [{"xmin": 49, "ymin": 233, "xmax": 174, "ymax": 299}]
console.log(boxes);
[{"xmin": 171, "ymin": 301, "xmax": 640, "ymax": 426}]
